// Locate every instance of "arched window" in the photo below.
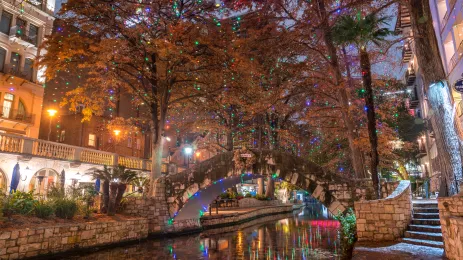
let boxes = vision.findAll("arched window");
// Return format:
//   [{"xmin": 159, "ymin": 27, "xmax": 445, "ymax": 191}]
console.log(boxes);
[
  {"xmin": 2, "ymin": 93, "xmax": 14, "ymax": 118},
  {"xmin": 29, "ymin": 169, "xmax": 58, "ymax": 195},
  {"xmin": 18, "ymin": 100, "xmax": 26, "ymax": 116}
]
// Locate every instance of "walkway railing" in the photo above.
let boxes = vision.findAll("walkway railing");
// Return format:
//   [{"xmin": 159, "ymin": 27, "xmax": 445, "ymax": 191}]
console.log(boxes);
[{"xmin": 0, "ymin": 132, "xmax": 151, "ymax": 171}]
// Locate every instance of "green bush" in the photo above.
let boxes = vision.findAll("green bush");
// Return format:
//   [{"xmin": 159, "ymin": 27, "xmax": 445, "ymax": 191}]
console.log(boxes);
[
  {"xmin": 244, "ymin": 193, "xmax": 252, "ymax": 198},
  {"xmin": 54, "ymin": 198, "xmax": 78, "ymax": 219},
  {"xmin": 334, "ymin": 208, "xmax": 357, "ymax": 260},
  {"xmin": 219, "ymin": 192, "xmax": 229, "ymax": 199},
  {"xmin": 9, "ymin": 191, "xmax": 37, "ymax": 215},
  {"xmin": 34, "ymin": 201, "xmax": 54, "ymax": 219},
  {"xmin": 254, "ymin": 194, "xmax": 268, "ymax": 200}
]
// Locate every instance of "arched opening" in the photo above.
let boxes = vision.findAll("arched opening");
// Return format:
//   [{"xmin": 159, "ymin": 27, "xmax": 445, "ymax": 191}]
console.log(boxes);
[
  {"xmin": 0, "ymin": 168, "xmax": 7, "ymax": 193},
  {"xmin": 29, "ymin": 168, "xmax": 59, "ymax": 195},
  {"xmin": 165, "ymin": 150, "xmax": 347, "ymax": 221}
]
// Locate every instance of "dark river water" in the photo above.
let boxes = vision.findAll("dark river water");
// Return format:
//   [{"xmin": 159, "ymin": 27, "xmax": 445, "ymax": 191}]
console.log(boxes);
[{"xmin": 62, "ymin": 204, "xmax": 340, "ymax": 260}]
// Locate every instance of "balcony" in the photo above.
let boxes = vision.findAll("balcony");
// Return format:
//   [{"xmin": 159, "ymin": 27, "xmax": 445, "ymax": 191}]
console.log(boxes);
[
  {"xmin": 9, "ymin": 26, "xmax": 37, "ymax": 46},
  {"xmin": 448, "ymin": 40, "xmax": 463, "ymax": 75},
  {"xmin": 416, "ymin": 144, "xmax": 427, "ymax": 158},
  {"xmin": 405, "ymin": 68, "xmax": 416, "ymax": 86},
  {"xmin": 0, "ymin": 106, "xmax": 35, "ymax": 124},
  {"xmin": 0, "ymin": 132, "xmax": 152, "ymax": 171},
  {"xmin": 402, "ymin": 43, "xmax": 413, "ymax": 63},
  {"xmin": 408, "ymin": 95, "xmax": 419, "ymax": 109},
  {"xmin": 441, "ymin": 0, "xmax": 457, "ymax": 33},
  {"xmin": 395, "ymin": 4, "xmax": 411, "ymax": 33}
]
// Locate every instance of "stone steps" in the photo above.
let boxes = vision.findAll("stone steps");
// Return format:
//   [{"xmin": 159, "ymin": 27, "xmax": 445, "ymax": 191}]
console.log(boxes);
[
  {"xmin": 401, "ymin": 201, "xmax": 443, "ymax": 249},
  {"xmin": 413, "ymin": 207, "xmax": 439, "ymax": 213},
  {"xmin": 411, "ymin": 218, "xmax": 441, "ymax": 226},
  {"xmin": 413, "ymin": 213, "xmax": 440, "ymax": 219},
  {"xmin": 412, "ymin": 202, "xmax": 438, "ymax": 208},
  {"xmin": 404, "ymin": 230, "xmax": 443, "ymax": 242},
  {"xmin": 401, "ymin": 238, "xmax": 444, "ymax": 249},
  {"xmin": 408, "ymin": 224, "xmax": 442, "ymax": 233}
]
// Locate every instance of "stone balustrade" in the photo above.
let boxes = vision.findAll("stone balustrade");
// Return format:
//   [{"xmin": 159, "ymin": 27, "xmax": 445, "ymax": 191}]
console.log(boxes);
[
  {"xmin": 438, "ymin": 196, "xmax": 463, "ymax": 259},
  {"xmin": 354, "ymin": 180, "xmax": 412, "ymax": 241},
  {"xmin": 0, "ymin": 132, "xmax": 151, "ymax": 171}
]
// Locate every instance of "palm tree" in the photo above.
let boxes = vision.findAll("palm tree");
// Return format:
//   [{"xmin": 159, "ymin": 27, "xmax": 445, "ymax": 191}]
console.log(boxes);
[
  {"xmin": 332, "ymin": 14, "xmax": 392, "ymax": 199},
  {"xmin": 112, "ymin": 165, "xmax": 138, "ymax": 212},
  {"xmin": 90, "ymin": 166, "xmax": 112, "ymax": 214}
]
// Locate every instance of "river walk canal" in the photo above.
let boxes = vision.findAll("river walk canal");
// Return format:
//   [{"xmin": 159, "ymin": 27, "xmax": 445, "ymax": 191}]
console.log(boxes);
[{"xmin": 54, "ymin": 204, "xmax": 340, "ymax": 260}]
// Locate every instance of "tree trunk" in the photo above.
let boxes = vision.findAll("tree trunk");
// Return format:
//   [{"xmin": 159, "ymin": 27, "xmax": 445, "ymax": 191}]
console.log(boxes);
[
  {"xmin": 100, "ymin": 180, "xmax": 110, "ymax": 214},
  {"xmin": 115, "ymin": 183, "xmax": 127, "ymax": 212},
  {"xmin": 316, "ymin": 0, "xmax": 366, "ymax": 179},
  {"xmin": 407, "ymin": 0, "xmax": 462, "ymax": 195},
  {"xmin": 226, "ymin": 130, "xmax": 234, "ymax": 151},
  {"xmin": 107, "ymin": 182, "xmax": 118, "ymax": 216},
  {"xmin": 265, "ymin": 176, "xmax": 275, "ymax": 199},
  {"xmin": 360, "ymin": 49, "xmax": 380, "ymax": 199}
]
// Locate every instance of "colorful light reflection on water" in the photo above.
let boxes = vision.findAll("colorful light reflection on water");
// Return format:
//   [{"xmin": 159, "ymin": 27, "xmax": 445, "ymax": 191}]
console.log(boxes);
[{"xmin": 66, "ymin": 204, "xmax": 340, "ymax": 260}]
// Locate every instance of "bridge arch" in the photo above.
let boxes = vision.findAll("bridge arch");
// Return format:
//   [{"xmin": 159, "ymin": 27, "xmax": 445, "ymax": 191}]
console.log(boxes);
[{"xmin": 163, "ymin": 150, "xmax": 351, "ymax": 220}]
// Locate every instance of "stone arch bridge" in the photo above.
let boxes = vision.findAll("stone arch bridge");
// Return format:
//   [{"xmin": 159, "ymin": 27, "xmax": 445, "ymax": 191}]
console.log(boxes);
[{"xmin": 159, "ymin": 150, "xmax": 377, "ymax": 221}]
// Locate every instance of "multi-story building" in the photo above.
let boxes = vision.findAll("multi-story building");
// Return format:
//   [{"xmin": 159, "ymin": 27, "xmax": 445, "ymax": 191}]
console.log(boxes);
[
  {"xmin": 0, "ymin": 0, "xmax": 55, "ymax": 138},
  {"xmin": 397, "ymin": 1, "xmax": 463, "ymax": 195}
]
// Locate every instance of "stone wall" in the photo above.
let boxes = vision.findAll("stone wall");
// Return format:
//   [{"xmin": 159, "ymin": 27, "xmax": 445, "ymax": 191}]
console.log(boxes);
[
  {"xmin": 0, "ymin": 218, "xmax": 148, "ymax": 260},
  {"xmin": 354, "ymin": 180, "xmax": 412, "ymax": 241},
  {"xmin": 438, "ymin": 196, "xmax": 463, "ymax": 259},
  {"xmin": 238, "ymin": 198, "xmax": 282, "ymax": 208},
  {"xmin": 200, "ymin": 205, "xmax": 293, "ymax": 228}
]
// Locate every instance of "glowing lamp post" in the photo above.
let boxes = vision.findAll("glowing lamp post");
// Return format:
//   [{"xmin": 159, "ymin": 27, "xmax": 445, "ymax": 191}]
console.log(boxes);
[
  {"xmin": 47, "ymin": 109, "xmax": 57, "ymax": 141},
  {"xmin": 184, "ymin": 146, "xmax": 193, "ymax": 169}
]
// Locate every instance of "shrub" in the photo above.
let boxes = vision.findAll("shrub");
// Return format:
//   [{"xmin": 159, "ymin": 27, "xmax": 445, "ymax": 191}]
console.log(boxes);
[
  {"xmin": 219, "ymin": 192, "xmax": 229, "ymax": 199},
  {"xmin": 334, "ymin": 208, "xmax": 357, "ymax": 260},
  {"xmin": 244, "ymin": 193, "xmax": 252, "ymax": 198},
  {"xmin": 54, "ymin": 198, "xmax": 78, "ymax": 219},
  {"xmin": 34, "ymin": 201, "xmax": 54, "ymax": 219},
  {"xmin": 10, "ymin": 191, "xmax": 37, "ymax": 215},
  {"xmin": 254, "ymin": 194, "xmax": 268, "ymax": 201}
]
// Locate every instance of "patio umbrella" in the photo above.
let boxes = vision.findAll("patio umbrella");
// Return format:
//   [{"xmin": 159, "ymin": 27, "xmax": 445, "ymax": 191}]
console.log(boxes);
[
  {"xmin": 95, "ymin": 178, "xmax": 101, "ymax": 193},
  {"xmin": 60, "ymin": 169, "xmax": 66, "ymax": 192},
  {"xmin": 9, "ymin": 163, "xmax": 20, "ymax": 193}
]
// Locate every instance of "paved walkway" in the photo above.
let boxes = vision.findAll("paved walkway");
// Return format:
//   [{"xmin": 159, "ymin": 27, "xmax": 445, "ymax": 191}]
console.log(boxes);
[{"xmin": 353, "ymin": 242, "xmax": 446, "ymax": 260}]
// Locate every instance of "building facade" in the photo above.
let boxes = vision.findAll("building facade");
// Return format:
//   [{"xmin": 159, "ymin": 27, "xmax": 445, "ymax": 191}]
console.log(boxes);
[
  {"xmin": 398, "ymin": 0, "xmax": 463, "ymax": 194},
  {"xmin": 0, "ymin": 0, "xmax": 55, "ymax": 138}
]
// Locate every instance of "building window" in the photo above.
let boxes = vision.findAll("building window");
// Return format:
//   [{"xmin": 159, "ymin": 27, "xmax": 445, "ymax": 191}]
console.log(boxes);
[
  {"xmin": 15, "ymin": 18, "xmax": 26, "ymax": 37},
  {"xmin": 88, "ymin": 134, "xmax": 96, "ymax": 147},
  {"xmin": 24, "ymin": 59, "xmax": 34, "ymax": 81},
  {"xmin": 136, "ymin": 139, "xmax": 141, "ymax": 150},
  {"xmin": 0, "ymin": 48, "xmax": 6, "ymax": 72},
  {"xmin": 2, "ymin": 93, "xmax": 14, "ymax": 118},
  {"xmin": 127, "ymin": 137, "xmax": 132, "ymax": 148},
  {"xmin": 17, "ymin": 100, "xmax": 26, "ymax": 119},
  {"xmin": 29, "ymin": 24, "xmax": 38, "ymax": 46},
  {"xmin": 28, "ymin": 0, "xmax": 43, "ymax": 10},
  {"xmin": 60, "ymin": 130, "xmax": 66, "ymax": 142},
  {"xmin": 0, "ymin": 11, "xmax": 12, "ymax": 35},
  {"xmin": 10, "ymin": 53, "xmax": 21, "ymax": 73}
]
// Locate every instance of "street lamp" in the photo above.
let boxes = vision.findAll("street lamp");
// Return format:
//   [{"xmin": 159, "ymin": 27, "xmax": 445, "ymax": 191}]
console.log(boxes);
[
  {"xmin": 113, "ymin": 130, "xmax": 121, "ymax": 153},
  {"xmin": 184, "ymin": 146, "xmax": 193, "ymax": 168},
  {"xmin": 47, "ymin": 109, "xmax": 57, "ymax": 141}
]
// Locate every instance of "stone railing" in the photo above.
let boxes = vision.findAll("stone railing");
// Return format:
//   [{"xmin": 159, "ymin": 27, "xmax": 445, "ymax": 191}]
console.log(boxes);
[
  {"xmin": 438, "ymin": 196, "xmax": 463, "ymax": 259},
  {"xmin": 354, "ymin": 180, "xmax": 412, "ymax": 241},
  {"xmin": 238, "ymin": 198, "xmax": 282, "ymax": 208},
  {"xmin": 0, "ymin": 132, "xmax": 151, "ymax": 171}
]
